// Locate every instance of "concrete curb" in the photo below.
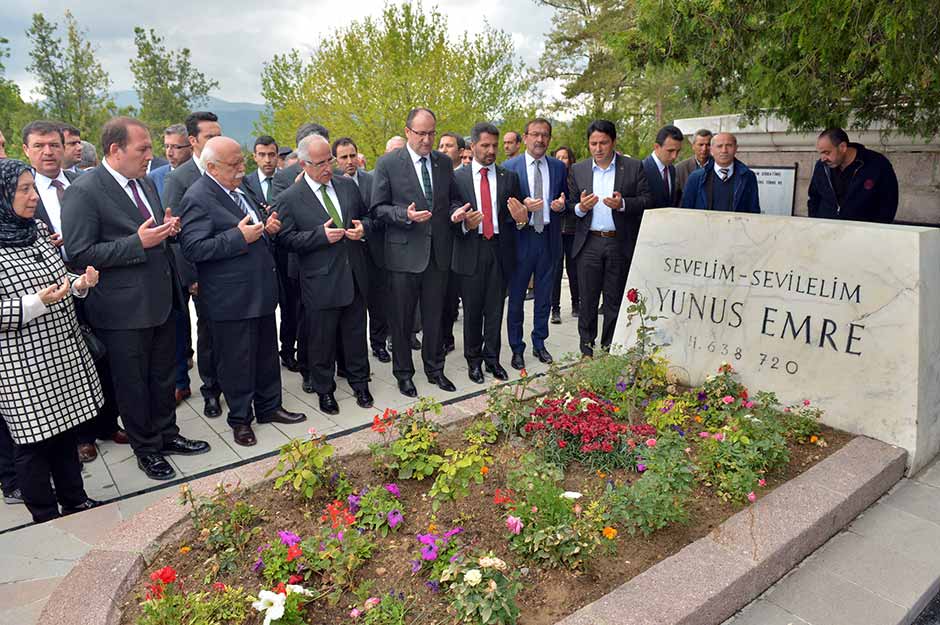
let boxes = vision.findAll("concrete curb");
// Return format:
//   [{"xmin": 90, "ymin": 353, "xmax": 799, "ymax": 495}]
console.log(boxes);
[{"xmin": 40, "ymin": 395, "xmax": 905, "ymax": 625}]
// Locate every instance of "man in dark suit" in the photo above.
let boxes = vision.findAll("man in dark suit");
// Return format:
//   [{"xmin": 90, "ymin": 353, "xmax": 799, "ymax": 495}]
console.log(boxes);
[
  {"xmin": 271, "ymin": 123, "xmax": 330, "ymax": 199},
  {"xmin": 569, "ymin": 119, "xmax": 655, "ymax": 357},
  {"xmin": 674, "ymin": 128, "xmax": 713, "ymax": 201},
  {"xmin": 681, "ymin": 132, "xmax": 761, "ymax": 214},
  {"xmin": 371, "ymin": 107, "xmax": 469, "ymax": 397},
  {"xmin": 334, "ymin": 136, "xmax": 390, "ymax": 363},
  {"xmin": 163, "ymin": 111, "xmax": 224, "ymax": 417},
  {"xmin": 276, "ymin": 134, "xmax": 375, "ymax": 413},
  {"xmin": 24, "ymin": 120, "xmax": 128, "ymax": 464},
  {"xmin": 242, "ymin": 135, "xmax": 278, "ymax": 206},
  {"xmin": 453, "ymin": 123, "xmax": 528, "ymax": 383},
  {"xmin": 62, "ymin": 116, "xmax": 210, "ymax": 481},
  {"xmin": 502, "ymin": 118, "xmax": 569, "ymax": 370},
  {"xmin": 149, "ymin": 124, "xmax": 192, "ymax": 201},
  {"xmin": 178, "ymin": 137, "xmax": 305, "ymax": 446},
  {"xmin": 642, "ymin": 125, "xmax": 684, "ymax": 209}
]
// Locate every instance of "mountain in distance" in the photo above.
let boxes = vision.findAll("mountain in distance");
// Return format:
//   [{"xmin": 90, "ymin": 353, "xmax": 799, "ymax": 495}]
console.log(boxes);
[{"xmin": 111, "ymin": 90, "xmax": 267, "ymax": 148}]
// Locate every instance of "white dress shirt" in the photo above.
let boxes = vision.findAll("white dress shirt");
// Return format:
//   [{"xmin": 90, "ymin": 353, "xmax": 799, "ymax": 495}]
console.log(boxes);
[
  {"xmin": 101, "ymin": 158, "xmax": 157, "ymax": 220},
  {"xmin": 524, "ymin": 151, "xmax": 551, "ymax": 226},
  {"xmin": 714, "ymin": 161, "xmax": 735, "ymax": 179},
  {"xmin": 258, "ymin": 169, "xmax": 275, "ymax": 200},
  {"xmin": 33, "ymin": 169, "xmax": 69, "ymax": 237},
  {"xmin": 465, "ymin": 160, "xmax": 499, "ymax": 235},
  {"xmin": 650, "ymin": 151, "xmax": 671, "ymax": 195},
  {"xmin": 406, "ymin": 144, "xmax": 433, "ymax": 195},
  {"xmin": 304, "ymin": 174, "xmax": 343, "ymax": 224},
  {"xmin": 574, "ymin": 155, "xmax": 619, "ymax": 231}
]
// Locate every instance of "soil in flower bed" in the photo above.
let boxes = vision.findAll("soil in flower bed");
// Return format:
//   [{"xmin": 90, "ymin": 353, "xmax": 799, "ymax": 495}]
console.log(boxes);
[{"xmin": 119, "ymin": 418, "xmax": 851, "ymax": 625}]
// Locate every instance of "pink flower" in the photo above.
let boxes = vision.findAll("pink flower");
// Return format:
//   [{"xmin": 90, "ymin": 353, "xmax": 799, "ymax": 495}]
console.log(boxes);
[
  {"xmin": 744, "ymin": 401, "xmax": 754, "ymax": 409},
  {"xmin": 645, "ymin": 438, "xmax": 657, "ymax": 448},
  {"xmin": 783, "ymin": 407, "xmax": 791, "ymax": 413},
  {"xmin": 573, "ymin": 503, "xmax": 582, "ymax": 516},
  {"xmin": 747, "ymin": 492, "xmax": 756, "ymax": 503},
  {"xmin": 350, "ymin": 608, "xmax": 362, "ymax": 618},
  {"xmin": 307, "ymin": 427, "xmax": 319, "ymax": 437},
  {"xmin": 721, "ymin": 395, "xmax": 734, "ymax": 405},
  {"xmin": 698, "ymin": 431, "xmax": 710, "ymax": 438},
  {"xmin": 758, "ymin": 478, "xmax": 767, "ymax": 487},
  {"xmin": 364, "ymin": 597, "xmax": 381, "ymax": 610},
  {"xmin": 636, "ymin": 463, "xmax": 646, "ymax": 472},
  {"xmin": 506, "ymin": 515, "xmax": 523, "ymax": 535},
  {"xmin": 712, "ymin": 432, "xmax": 724, "ymax": 441},
  {"xmin": 803, "ymin": 399, "xmax": 811, "ymax": 406}
]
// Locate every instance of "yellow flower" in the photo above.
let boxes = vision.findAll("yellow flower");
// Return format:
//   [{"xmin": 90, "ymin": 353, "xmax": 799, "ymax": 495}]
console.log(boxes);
[
  {"xmin": 428, "ymin": 523, "xmax": 437, "ymax": 533},
  {"xmin": 596, "ymin": 470, "xmax": 607, "ymax": 479},
  {"xmin": 602, "ymin": 526, "xmax": 618, "ymax": 540},
  {"xmin": 179, "ymin": 546, "xmax": 191, "ymax": 554}
]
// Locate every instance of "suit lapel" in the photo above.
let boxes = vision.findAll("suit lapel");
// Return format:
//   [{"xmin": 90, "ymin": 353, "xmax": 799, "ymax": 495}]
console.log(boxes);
[
  {"xmin": 669, "ymin": 164, "xmax": 678, "ymax": 204},
  {"xmin": 300, "ymin": 180, "xmax": 332, "ymax": 226},
  {"xmin": 399, "ymin": 148, "xmax": 427, "ymax": 210},
  {"xmin": 495, "ymin": 167, "xmax": 508, "ymax": 221},
  {"xmin": 613, "ymin": 154, "xmax": 625, "ymax": 197},
  {"xmin": 458, "ymin": 168, "xmax": 477, "ymax": 211},
  {"xmin": 517, "ymin": 158, "xmax": 531, "ymax": 197},
  {"xmin": 96, "ymin": 167, "xmax": 148, "ymax": 225}
]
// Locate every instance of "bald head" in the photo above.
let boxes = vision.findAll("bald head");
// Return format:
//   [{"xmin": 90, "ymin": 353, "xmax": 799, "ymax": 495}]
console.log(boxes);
[
  {"xmin": 385, "ymin": 135, "xmax": 405, "ymax": 153},
  {"xmin": 711, "ymin": 132, "xmax": 738, "ymax": 167},
  {"xmin": 203, "ymin": 136, "xmax": 245, "ymax": 191}
]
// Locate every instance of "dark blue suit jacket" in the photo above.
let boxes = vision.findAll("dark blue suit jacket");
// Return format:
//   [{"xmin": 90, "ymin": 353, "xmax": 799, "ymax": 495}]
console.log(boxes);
[
  {"xmin": 501, "ymin": 153, "xmax": 567, "ymax": 261},
  {"xmin": 178, "ymin": 174, "xmax": 278, "ymax": 322},
  {"xmin": 641, "ymin": 155, "xmax": 680, "ymax": 208},
  {"xmin": 148, "ymin": 163, "xmax": 171, "ymax": 202}
]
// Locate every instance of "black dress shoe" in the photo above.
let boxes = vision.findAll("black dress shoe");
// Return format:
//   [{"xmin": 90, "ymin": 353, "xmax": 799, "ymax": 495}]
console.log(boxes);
[
  {"xmin": 61, "ymin": 498, "xmax": 101, "ymax": 516},
  {"xmin": 258, "ymin": 408, "xmax": 307, "ymax": 424},
  {"xmin": 410, "ymin": 334, "xmax": 422, "ymax": 350},
  {"xmin": 398, "ymin": 378, "xmax": 418, "ymax": 397},
  {"xmin": 551, "ymin": 309, "xmax": 561, "ymax": 324},
  {"xmin": 511, "ymin": 352, "xmax": 525, "ymax": 370},
  {"xmin": 137, "ymin": 454, "xmax": 176, "ymax": 480},
  {"xmin": 443, "ymin": 340, "xmax": 455, "ymax": 355},
  {"xmin": 468, "ymin": 365, "xmax": 484, "ymax": 384},
  {"xmin": 336, "ymin": 369, "xmax": 348, "ymax": 379},
  {"xmin": 428, "ymin": 373, "xmax": 456, "ymax": 392},
  {"xmin": 533, "ymin": 347, "xmax": 554, "ymax": 364},
  {"xmin": 372, "ymin": 345, "xmax": 391, "ymax": 363},
  {"xmin": 302, "ymin": 376, "xmax": 315, "ymax": 394},
  {"xmin": 571, "ymin": 302, "xmax": 580, "ymax": 317},
  {"xmin": 162, "ymin": 435, "xmax": 211, "ymax": 456},
  {"xmin": 318, "ymin": 393, "xmax": 339, "ymax": 415},
  {"xmin": 203, "ymin": 396, "xmax": 222, "ymax": 418},
  {"xmin": 485, "ymin": 362, "xmax": 509, "ymax": 381},
  {"xmin": 232, "ymin": 425, "xmax": 256, "ymax": 447},
  {"xmin": 580, "ymin": 343, "xmax": 594, "ymax": 358},
  {"xmin": 280, "ymin": 354, "xmax": 300, "ymax": 372},
  {"xmin": 354, "ymin": 388, "xmax": 374, "ymax": 409}
]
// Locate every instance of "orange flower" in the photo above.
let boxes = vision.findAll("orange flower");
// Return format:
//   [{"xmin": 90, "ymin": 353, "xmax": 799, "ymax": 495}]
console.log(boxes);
[
  {"xmin": 428, "ymin": 523, "xmax": 437, "ymax": 533},
  {"xmin": 602, "ymin": 526, "xmax": 618, "ymax": 540},
  {"xmin": 178, "ymin": 545, "xmax": 191, "ymax": 554},
  {"xmin": 810, "ymin": 435, "xmax": 818, "ymax": 444},
  {"xmin": 613, "ymin": 406, "xmax": 620, "ymax": 413},
  {"xmin": 596, "ymin": 470, "xmax": 607, "ymax": 479},
  {"xmin": 520, "ymin": 368, "xmax": 528, "ymax": 378},
  {"xmin": 480, "ymin": 466, "xmax": 489, "ymax": 476},
  {"xmin": 694, "ymin": 415, "xmax": 703, "ymax": 423}
]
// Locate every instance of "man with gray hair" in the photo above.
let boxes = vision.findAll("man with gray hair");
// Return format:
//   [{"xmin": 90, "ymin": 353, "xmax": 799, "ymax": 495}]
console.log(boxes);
[
  {"xmin": 385, "ymin": 135, "xmax": 405, "ymax": 153},
  {"xmin": 78, "ymin": 140, "xmax": 98, "ymax": 170},
  {"xmin": 675, "ymin": 128, "xmax": 713, "ymax": 200},
  {"xmin": 680, "ymin": 132, "xmax": 760, "ymax": 213},
  {"xmin": 178, "ymin": 136, "xmax": 306, "ymax": 447},
  {"xmin": 150, "ymin": 124, "xmax": 192, "ymax": 201}
]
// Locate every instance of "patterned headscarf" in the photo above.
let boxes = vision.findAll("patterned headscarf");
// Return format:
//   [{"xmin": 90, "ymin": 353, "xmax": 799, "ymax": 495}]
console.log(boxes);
[{"xmin": 0, "ymin": 159, "xmax": 39, "ymax": 248}]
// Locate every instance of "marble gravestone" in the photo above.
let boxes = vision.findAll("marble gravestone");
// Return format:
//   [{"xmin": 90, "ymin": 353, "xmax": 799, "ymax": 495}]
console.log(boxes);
[{"xmin": 612, "ymin": 208, "xmax": 940, "ymax": 473}]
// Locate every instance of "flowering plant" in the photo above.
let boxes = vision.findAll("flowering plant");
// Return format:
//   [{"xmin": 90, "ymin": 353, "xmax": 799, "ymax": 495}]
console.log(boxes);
[
  {"xmin": 440, "ymin": 551, "xmax": 522, "ymax": 624},
  {"xmin": 269, "ymin": 430, "xmax": 336, "ymax": 500},
  {"xmin": 429, "ymin": 444, "xmax": 491, "ymax": 510},
  {"xmin": 138, "ymin": 566, "xmax": 251, "ymax": 625},
  {"xmin": 409, "ymin": 526, "xmax": 465, "ymax": 586},
  {"xmin": 251, "ymin": 583, "xmax": 317, "ymax": 625},
  {"xmin": 299, "ymin": 524, "xmax": 375, "ymax": 602},
  {"xmin": 349, "ymin": 590, "xmax": 413, "ymax": 623},
  {"xmin": 353, "ymin": 484, "xmax": 405, "ymax": 536},
  {"xmin": 371, "ymin": 403, "xmax": 444, "ymax": 481},
  {"xmin": 254, "ymin": 531, "xmax": 308, "ymax": 586},
  {"xmin": 644, "ymin": 395, "xmax": 694, "ymax": 430}
]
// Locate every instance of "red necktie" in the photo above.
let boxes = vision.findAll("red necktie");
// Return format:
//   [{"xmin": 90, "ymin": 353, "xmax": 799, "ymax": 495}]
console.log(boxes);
[{"xmin": 480, "ymin": 167, "xmax": 493, "ymax": 239}]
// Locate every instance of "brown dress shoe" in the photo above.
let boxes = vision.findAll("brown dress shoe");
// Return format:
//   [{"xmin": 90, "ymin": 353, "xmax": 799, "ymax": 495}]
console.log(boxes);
[
  {"xmin": 232, "ymin": 425, "xmax": 256, "ymax": 447},
  {"xmin": 111, "ymin": 429, "xmax": 130, "ymax": 445},
  {"xmin": 175, "ymin": 388, "xmax": 192, "ymax": 405},
  {"xmin": 77, "ymin": 443, "xmax": 97, "ymax": 463}
]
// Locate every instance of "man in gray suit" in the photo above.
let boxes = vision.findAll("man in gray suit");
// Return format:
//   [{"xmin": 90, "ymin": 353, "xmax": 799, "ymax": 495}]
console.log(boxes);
[
  {"xmin": 674, "ymin": 128, "xmax": 713, "ymax": 203},
  {"xmin": 371, "ymin": 107, "xmax": 470, "ymax": 397},
  {"xmin": 163, "ymin": 111, "xmax": 223, "ymax": 418}
]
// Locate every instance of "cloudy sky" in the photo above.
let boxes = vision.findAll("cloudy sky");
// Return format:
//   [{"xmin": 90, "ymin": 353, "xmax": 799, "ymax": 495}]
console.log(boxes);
[{"xmin": 3, "ymin": 0, "xmax": 558, "ymax": 104}]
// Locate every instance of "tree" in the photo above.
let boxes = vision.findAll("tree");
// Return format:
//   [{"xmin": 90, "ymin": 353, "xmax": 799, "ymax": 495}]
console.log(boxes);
[
  {"xmin": 0, "ymin": 38, "xmax": 42, "ymax": 161},
  {"xmin": 614, "ymin": 0, "xmax": 940, "ymax": 137},
  {"xmin": 129, "ymin": 27, "xmax": 219, "ymax": 149},
  {"xmin": 25, "ymin": 11, "xmax": 116, "ymax": 135},
  {"xmin": 257, "ymin": 3, "xmax": 530, "ymax": 162}
]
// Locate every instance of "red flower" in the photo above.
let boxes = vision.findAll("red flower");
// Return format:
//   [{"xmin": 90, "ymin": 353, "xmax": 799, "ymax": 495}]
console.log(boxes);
[
  {"xmin": 274, "ymin": 582, "xmax": 287, "ymax": 595},
  {"xmin": 322, "ymin": 500, "xmax": 356, "ymax": 529},
  {"xmin": 493, "ymin": 488, "xmax": 515, "ymax": 506},
  {"xmin": 288, "ymin": 575, "xmax": 303, "ymax": 584},
  {"xmin": 371, "ymin": 408, "xmax": 397, "ymax": 433},
  {"xmin": 557, "ymin": 439, "xmax": 567, "ymax": 448},
  {"xmin": 149, "ymin": 566, "xmax": 177, "ymax": 585},
  {"xmin": 286, "ymin": 544, "xmax": 302, "ymax": 562},
  {"xmin": 212, "ymin": 582, "xmax": 227, "ymax": 592},
  {"xmin": 145, "ymin": 584, "xmax": 164, "ymax": 601},
  {"xmin": 626, "ymin": 288, "xmax": 638, "ymax": 303}
]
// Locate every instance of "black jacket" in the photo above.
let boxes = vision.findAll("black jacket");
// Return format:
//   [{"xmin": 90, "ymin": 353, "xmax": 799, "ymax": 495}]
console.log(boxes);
[
  {"xmin": 451, "ymin": 164, "xmax": 521, "ymax": 278},
  {"xmin": 808, "ymin": 143, "xmax": 898, "ymax": 223}
]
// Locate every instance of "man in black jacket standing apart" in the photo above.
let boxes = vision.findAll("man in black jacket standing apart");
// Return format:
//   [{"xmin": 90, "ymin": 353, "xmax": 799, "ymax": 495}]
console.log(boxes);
[
  {"xmin": 371, "ymin": 107, "xmax": 470, "ymax": 397},
  {"xmin": 63, "ymin": 117, "xmax": 210, "ymax": 481},
  {"xmin": 178, "ymin": 137, "xmax": 306, "ymax": 447},
  {"xmin": 808, "ymin": 127, "xmax": 899, "ymax": 223},
  {"xmin": 276, "ymin": 134, "xmax": 375, "ymax": 413}
]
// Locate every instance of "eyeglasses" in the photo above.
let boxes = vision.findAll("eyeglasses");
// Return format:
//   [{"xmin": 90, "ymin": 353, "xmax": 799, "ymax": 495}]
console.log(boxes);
[
  {"xmin": 166, "ymin": 143, "xmax": 191, "ymax": 151},
  {"xmin": 307, "ymin": 156, "xmax": 335, "ymax": 169},
  {"xmin": 407, "ymin": 127, "xmax": 436, "ymax": 138},
  {"xmin": 525, "ymin": 131, "xmax": 551, "ymax": 140}
]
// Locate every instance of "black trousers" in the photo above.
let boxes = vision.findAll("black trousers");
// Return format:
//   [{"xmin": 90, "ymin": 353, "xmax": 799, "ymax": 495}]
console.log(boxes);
[
  {"xmin": 461, "ymin": 239, "xmax": 506, "ymax": 369},
  {"xmin": 212, "ymin": 314, "xmax": 282, "ymax": 427},
  {"xmin": 365, "ymin": 250, "xmax": 390, "ymax": 352},
  {"xmin": 76, "ymin": 354, "xmax": 121, "ymax": 444},
  {"xmin": 576, "ymin": 235, "xmax": 628, "ymax": 354},
  {"xmin": 276, "ymin": 246, "xmax": 302, "ymax": 359},
  {"xmin": 193, "ymin": 294, "xmax": 222, "ymax": 400},
  {"xmin": 15, "ymin": 428, "xmax": 87, "ymax": 523},
  {"xmin": 552, "ymin": 232, "xmax": 580, "ymax": 310},
  {"xmin": 99, "ymin": 318, "xmax": 180, "ymax": 455},
  {"xmin": 308, "ymin": 290, "xmax": 370, "ymax": 394},
  {"xmin": 0, "ymin": 418, "xmax": 17, "ymax": 495},
  {"xmin": 441, "ymin": 271, "xmax": 461, "ymax": 346},
  {"xmin": 388, "ymin": 266, "xmax": 448, "ymax": 381}
]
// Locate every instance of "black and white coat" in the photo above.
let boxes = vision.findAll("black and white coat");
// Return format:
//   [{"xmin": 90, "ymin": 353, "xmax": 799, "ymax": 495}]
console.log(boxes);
[{"xmin": 0, "ymin": 221, "xmax": 103, "ymax": 444}]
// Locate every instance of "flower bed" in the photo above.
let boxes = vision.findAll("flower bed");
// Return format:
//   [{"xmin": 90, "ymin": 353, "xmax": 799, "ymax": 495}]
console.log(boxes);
[{"xmin": 117, "ymin": 294, "xmax": 853, "ymax": 625}]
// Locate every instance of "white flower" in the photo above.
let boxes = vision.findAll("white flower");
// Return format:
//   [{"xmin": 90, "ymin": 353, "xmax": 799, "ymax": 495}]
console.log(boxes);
[
  {"xmin": 464, "ymin": 569, "xmax": 483, "ymax": 586},
  {"xmin": 286, "ymin": 584, "xmax": 315, "ymax": 597},
  {"xmin": 252, "ymin": 590, "xmax": 286, "ymax": 625},
  {"xmin": 479, "ymin": 556, "xmax": 507, "ymax": 571},
  {"xmin": 560, "ymin": 491, "xmax": 582, "ymax": 500}
]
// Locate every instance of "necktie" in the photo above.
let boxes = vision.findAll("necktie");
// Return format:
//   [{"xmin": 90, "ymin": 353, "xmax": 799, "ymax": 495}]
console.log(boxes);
[
  {"xmin": 50, "ymin": 179, "xmax": 66, "ymax": 205},
  {"xmin": 319, "ymin": 185, "xmax": 344, "ymax": 228},
  {"xmin": 418, "ymin": 156, "xmax": 433, "ymax": 208},
  {"xmin": 480, "ymin": 167, "xmax": 494, "ymax": 240},
  {"xmin": 662, "ymin": 166, "xmax": 670, "ymax": 199},
  {"xmin": 263, "ymin": 177, "xmax": 273, "ymax": 203},
  {"xmin": 230, "ymin": 190, "xmax": 252, "ymax": 219},
  {"xmin": 127, "ymin": 180, "xmax": 152, "ymax": 221},
  {"xmin": 719, "ymin": 167, "xmax": 729, "ymax": 181},
  {"xmin": 532, "ymin": 159, "xmax": 544, "ymax": 233}
]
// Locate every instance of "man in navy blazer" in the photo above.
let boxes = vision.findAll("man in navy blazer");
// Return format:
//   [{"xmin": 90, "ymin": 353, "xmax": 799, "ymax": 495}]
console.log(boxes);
[
  {"xmin": 641, "ymin": 125, "xmax": 684, "ymax": 209},
  {"xmin": 501, "ymin": 118, "xmax": 568, "ymax": 370},
  {"xmin": 149, "ymin": 124, "xmax": 192, "ymax": 202},
  {"xmin": 178, "ymin": 137, "xmax": 306, "ymax": 447}
]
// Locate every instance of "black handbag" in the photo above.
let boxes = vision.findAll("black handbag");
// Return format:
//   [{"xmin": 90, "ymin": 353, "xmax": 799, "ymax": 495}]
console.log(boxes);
[{"xmin": 79, "ymin": 324, "xmax": 107, "ymax": 362}]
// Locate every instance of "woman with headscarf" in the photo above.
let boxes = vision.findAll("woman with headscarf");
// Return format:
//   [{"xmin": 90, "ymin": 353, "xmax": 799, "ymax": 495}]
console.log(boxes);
[{"xmin": 0, "ymin": 158, "xmax": 103, "ymax": 523}]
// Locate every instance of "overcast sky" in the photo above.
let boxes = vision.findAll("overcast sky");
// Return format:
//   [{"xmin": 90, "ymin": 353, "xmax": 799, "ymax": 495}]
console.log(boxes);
[{"xmin": 2, "ymin": 0, "xmax": 557, "ymax": 104}]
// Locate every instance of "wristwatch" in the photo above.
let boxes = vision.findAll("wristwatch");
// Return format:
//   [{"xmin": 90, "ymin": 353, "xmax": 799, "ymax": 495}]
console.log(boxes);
[{"xmin": 515, "ymin": 221, "xmax": 527, "ymax": 230}]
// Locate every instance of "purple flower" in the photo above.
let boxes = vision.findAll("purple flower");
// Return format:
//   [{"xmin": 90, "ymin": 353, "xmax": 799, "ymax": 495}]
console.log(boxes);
[
  {"xmin": 257, "ymin": 543, "xmax": 270, "ymax": 553},
  {"xmin": 425, "ymin": 580, "xmax": 440, "ymax": 593},
  {"xmin": 336, "ymin": 530, "xmax": 344, "ymax": 542},
  {"xmin": 417, "ymin": 533, "xmax": 438, "ymax": 545},
  {"xmin": 615, "ymin": 381, "xmax": 627, "ymax": 393},
  {"xmin": 387, "ymin": 509, "xmax": 404, "ymax": 528},
  {"xmin": 671, "ymin": 425, "xmax": 686, "ymax": 437},
  {"xmin": 637, "ymin": 464, "xmax": 647, "ymax": 472},
  {"xmin": 252, "ymin": 557, "xmax": 264, "ymax": 572},
  {"xmin": 420, "ymin": 545, "xmax": 438, "ymax": 561},
  {"xmin": 410, "ymin": 559, "xmax": 421, "ymax": 573},
  {"xmin": 385, "ymin": 483, "xmax": 401, "ymax": 498},
  {"xmin": 277, "ymin": 530, "xmax": 301, "ymax": 547},
  {"xmin": 347, "ymin": 493, "xmax": 361, "ymax": 514},
  {"xmin": 697, "ymin": 391, "xmax": 707, "ymax": 402},
  {"xmin": 443, "ymin": 527, "xmax": 464, "ymax": 539}
]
